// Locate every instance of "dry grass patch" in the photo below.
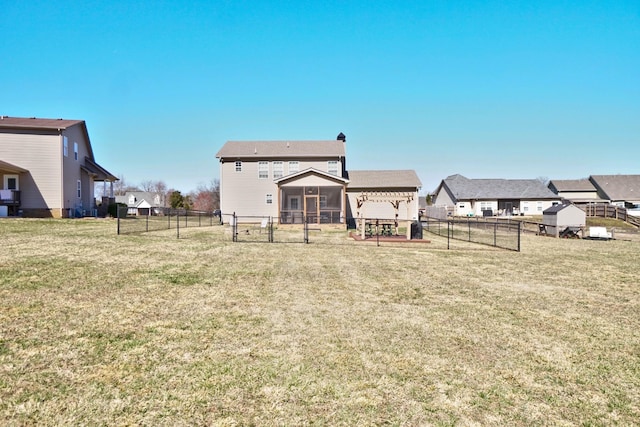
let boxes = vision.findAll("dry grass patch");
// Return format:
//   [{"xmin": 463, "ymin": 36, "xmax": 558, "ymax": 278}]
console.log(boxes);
[{"xmin": 0, "ymin": 219, "xmax": 638, "ymax": 425}]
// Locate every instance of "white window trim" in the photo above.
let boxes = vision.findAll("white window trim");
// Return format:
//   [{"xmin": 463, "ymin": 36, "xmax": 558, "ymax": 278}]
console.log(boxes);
[
  {"xmin": 77, "ymin": 180, "xmax": 82, "ymax": 199},
  {"xmin": 266, "ymin": 193, "xmax": 273, "ymax": 204},
  {"xmin": 63, "ymin": 136, "xmax": 68, "ymax": 157},
  {"xmin": 235, "ymin": 161, "xmax": 242, "ymax": 172},
  {"xmin": 258, "ymin": 161, "xmax": 269, "ymax": 179}
]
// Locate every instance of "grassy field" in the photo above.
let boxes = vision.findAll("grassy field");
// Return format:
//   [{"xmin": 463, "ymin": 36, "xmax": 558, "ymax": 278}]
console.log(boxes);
[{"xmin": 1, "ymin": 219, "xmax": 638, "ymax": 425}]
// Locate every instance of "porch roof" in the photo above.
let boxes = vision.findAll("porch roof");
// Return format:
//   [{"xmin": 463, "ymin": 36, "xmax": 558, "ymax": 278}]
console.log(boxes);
[
  {"xmin": 82, "ymin": 157, "xmax": 118, "ymax": 181},
  {"xmin": 0, "ymin": 159, "xmax": 28, "ymax": 173},
  {"xmin": 274, "ymin": 167, "xmax": 349, "ymax": 185}
]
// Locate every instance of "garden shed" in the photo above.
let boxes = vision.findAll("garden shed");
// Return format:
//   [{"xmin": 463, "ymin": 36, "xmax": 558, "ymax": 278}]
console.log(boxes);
[{"xmin": 542, "ymin": 203, "xmax": 586, "ymax": 237}]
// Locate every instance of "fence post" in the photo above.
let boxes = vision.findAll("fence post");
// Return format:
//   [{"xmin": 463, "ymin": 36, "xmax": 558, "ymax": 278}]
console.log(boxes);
[
  {"xmin": 146, "ymin": 214, "xmax": 149, "ymax": 232},
  {"xmin": 232, "ymin": 212, "xmax": 237, "ymax": 242},
  {"xmin": 304, "ymin": 215, "xmax": 309, "ymax": 244},
  {"xmin": 517, "ymin": 222, "xmax": 521, "ymax": 252},
  {"xmin": 468, "ymin": 219, "xmax": 471, "ymax": 242},
  {"xmin": 168, "ymin": 210, "xmax": 171, "ymax": 229},
  {"xmin": 117, "ymin": 205, "xmax": 121, "ymax": 235},
  {"xmin": 494, "ymin": 222, "xmax": 497, "ymax": 247},
  {"xmin": 176, "ymin": 210, "xmax": 180, "ymax": 239},
  {"xmin": 447, "ymin": 220, "xmax": 450, "ymax": 250},
  {"xmin": 270, "ymin": 216, "xmax": 274, "ymax": 243}
]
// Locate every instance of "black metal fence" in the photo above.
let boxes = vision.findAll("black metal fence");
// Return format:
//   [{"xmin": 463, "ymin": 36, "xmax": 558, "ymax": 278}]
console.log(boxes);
[
  {"xmin": 227, "ymin": 213, "xmax": 326, "ymax": 244},
  {"xmin": 422, "ymin": 217, "xmax": 521, "ymax": 251},
  {"xmin": 117, "ymin": 208, "xmax": 220, "ymax": 236}
]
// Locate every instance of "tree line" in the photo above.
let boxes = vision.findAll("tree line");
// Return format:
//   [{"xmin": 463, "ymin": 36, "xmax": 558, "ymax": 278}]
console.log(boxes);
[{"xmin": 98, "ymin": 176, "xmax": 220, "ymax": 211}]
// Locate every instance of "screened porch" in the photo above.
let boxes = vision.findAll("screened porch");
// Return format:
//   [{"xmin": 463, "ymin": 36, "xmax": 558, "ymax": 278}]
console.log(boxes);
[{"xmin": 279, "ymin": 185, "xmax": 343, "ymax": 224}]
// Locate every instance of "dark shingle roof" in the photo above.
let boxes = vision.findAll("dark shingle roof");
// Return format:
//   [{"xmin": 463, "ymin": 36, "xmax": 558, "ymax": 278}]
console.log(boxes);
[
  {"xmin": 216, "ymin": 140, "xmax": 345, "ymax": 159},
  {"xmin": 443, "ymin": 174, "xmax": 559, "ymax": 200}
]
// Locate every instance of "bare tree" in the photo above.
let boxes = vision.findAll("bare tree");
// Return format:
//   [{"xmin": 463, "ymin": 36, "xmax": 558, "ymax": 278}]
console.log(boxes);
[
  {"xmin": 140, "ymin": 180, "xmax": 154, "ymax": 192},
  {"xmin": 190, "ymin": 180, "xmax": 220, "ymax": 212}
]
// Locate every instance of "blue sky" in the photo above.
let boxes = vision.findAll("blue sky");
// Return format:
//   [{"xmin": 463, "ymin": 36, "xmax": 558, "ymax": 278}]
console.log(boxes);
[{"xmin": 2, "ymin": 1, "xmax": 639, "ymax": 193}]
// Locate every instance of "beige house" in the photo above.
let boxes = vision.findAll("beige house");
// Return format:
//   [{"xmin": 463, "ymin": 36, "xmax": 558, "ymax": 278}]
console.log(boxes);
[
  {"xmin": 0, "ymin": 116, "xmax": 117, "ymax": 217},
  {"xmin": 547, "ymin": 179, "xmax": 607, "ymax": 205},
  {"xmin": 215, "ymin": 134, "xmax": 422, "ymax": 225}
]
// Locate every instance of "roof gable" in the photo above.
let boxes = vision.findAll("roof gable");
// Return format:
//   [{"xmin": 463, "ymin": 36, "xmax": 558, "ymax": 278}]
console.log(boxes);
[{"xmin": 275, "ymin": 167, "xmax": 348, "ymax": 185}]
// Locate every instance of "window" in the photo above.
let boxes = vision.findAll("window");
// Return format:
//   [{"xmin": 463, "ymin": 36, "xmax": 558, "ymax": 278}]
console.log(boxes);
[
  {"xmin": 288, "ymin": 161, "xmax": 299, "ymax": 173},
  {"xmin": 523, "ymin": 202, "xmax": 529, "ymax": 212},
  {"xmin": 235, "ymin": 161, "xmax": 242, "ymax": 172},
  {"xmin": 266, "ymin": 193, "xmax": 273, "ymax": 204},
  {"xmin": 480, "ymin": 201, "xmax": 490, "ymax": 211},
  {"xmin": 63, "ymin": 136, "xmax": 68, "ymax": 157},
  {"xmin": 273, "ymin": 161, "xmax": 283, "ymax": 179},
  {"xmin": 258, "ymin": 161, "xmax": 269, "ymax": 179},
  {"xmin": 320, "ymin": 195, "xmax": 327, "ymax": 208},
  {"xmin": 74, "ymin": 142, "xmax": 78, "ymax": 160},
  {"xmin": 328, "ymin": 160, "xmax": 338, "ymax": 175},
  {"xmin": 290, "ymin": 197, "xmax": 299, "ymax": 210},
  {"xmin": 77, "ymin": 180, "xmax": 81, "ymax": 199},
  {"xmin": 537, "ymin": 202, "xmax": 543, "ymax": 212}
]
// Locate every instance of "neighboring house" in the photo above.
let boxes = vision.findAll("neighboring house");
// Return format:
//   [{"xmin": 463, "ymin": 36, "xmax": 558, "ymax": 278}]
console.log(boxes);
[
  {"xmin": 115, "ymin": 191, "xmax": 165, "ymax": 216},
  {"xmin": 547, "ymin": 179, "xmax": 606, "ymax": 205},
  {"xmin": 432, "ymin": 174, "xmax": 561, "ymax": 217},
  {"xmin": 589, "ymin": 175, "xmax": 640, "ymax": 208},
  {"xmin": 0, "ymin": 116, "xmax": 117, "ymax": 217},
  {"xmin": 215, "ymin": 133, "xmax": 422, "ymax": 224}
]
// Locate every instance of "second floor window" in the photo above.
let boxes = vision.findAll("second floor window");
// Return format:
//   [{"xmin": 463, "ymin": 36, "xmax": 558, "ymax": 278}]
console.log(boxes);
[
  {"xmin": 273, "ymin": 161, "xmax": 283, "ymax": 179},
  {"xmin": 289, "ymin": 161, "xmax": 299, "ymax": 173},
  {"xmin": 235, "ymin": 161, "xmax": 242, "ymax": 172},
  {"xmin": 74, "ymin": 142, "xmax": 78, "ymax": 161},
  {"xmin": 258, "ymin": 161, "xmax": 269, "ymax": 179},
  {"xmin": 63, "ymin": 136, "xmax": 68, "ymax": 157},
  {"xmin": 328, "ymin": 160, "xmax": 338, "ymax": 175},
  {"xmin": 266, "ymin": 193, "xmax": 273, "ymax": 204}
]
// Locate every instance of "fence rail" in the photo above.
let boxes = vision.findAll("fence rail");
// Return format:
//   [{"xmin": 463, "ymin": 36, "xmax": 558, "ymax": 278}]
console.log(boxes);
[
  {"xmin": 422, "ymin": 217, "xmax": 521, "ymax": 251},
  {"xmin": 583, "ymin": 203, "xmax": 640, "ymax": 227},
  {"xmin": 117, "ymin": 208, "xmax": 220, "ymax": 236}
]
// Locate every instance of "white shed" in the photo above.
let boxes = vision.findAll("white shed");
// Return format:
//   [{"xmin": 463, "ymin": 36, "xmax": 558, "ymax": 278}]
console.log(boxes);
[{"xmin": 542, "ymin": 203, "xmax": 586, "ymax": 237}]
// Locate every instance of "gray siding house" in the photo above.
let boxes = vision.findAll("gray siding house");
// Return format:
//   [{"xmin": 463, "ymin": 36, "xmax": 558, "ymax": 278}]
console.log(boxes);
[
  {"xmin": 0, "ymin": 116, "xmax": 117, "ymax": 217},
  {"xmin": 216, "ymin": 134, "xmax": 422, "ymax": 224},
  {"xmin": 433, "ymin": 174, "xmax": 561, "ymax": 217}
]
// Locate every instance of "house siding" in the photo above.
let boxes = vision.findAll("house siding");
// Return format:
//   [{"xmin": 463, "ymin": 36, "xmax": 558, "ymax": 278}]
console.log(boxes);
[
  {"xmin": 0, "ymin": 130, "xmax": 62, "ymax": 215},
  {"xmin": 61, "ymin": 125, "xmax": 94, "ymax": 214},
  {"xmin": 220, "ymin": 158, "xmax": 344, "ymax": 219}
]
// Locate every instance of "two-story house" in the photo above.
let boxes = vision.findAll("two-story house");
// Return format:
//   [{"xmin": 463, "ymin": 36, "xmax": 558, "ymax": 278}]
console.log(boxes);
[
  {"xmin": 216, "ymin": 133, "xmax": 422, "ymax": 225},
  {"xmin": 0, "ymin": 116, "xmax": 117, "ymax": 217}
]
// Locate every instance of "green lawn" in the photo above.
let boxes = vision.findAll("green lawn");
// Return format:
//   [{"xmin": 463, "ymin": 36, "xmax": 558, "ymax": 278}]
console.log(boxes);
[{"xmin": 1, "ymin": 219, "xmax": 638, "ymax": 425}]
